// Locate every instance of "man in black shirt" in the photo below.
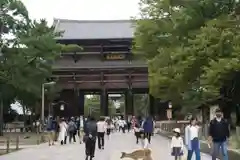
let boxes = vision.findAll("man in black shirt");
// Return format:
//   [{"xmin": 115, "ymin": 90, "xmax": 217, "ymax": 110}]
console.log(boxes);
[
  {"xmin": 84, "ymin": 116, "xmax": 97, "ymax": 160},
  {"xmin": 209, "ymin": 108, "xmax": 229, "ymax": 160}
]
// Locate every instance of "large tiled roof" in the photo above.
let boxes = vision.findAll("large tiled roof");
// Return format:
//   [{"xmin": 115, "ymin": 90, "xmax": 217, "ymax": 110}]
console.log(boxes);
[{"xmin": 53, "ymin": 19, "xmax": 135, "ymax": 40}]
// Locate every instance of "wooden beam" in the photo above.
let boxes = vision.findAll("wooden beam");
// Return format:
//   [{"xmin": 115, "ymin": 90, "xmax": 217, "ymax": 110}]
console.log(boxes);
[
  {"xmin": 67, "ymin": 79, "xmax": 147, "ymax": 83},
  {"xmin": 52, "ymin": 73, "xmax": 147, "ymax": 78}
]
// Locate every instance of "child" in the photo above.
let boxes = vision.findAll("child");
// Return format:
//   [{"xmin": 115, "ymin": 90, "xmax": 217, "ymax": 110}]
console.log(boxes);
[
  {"xmin": 134, "ymin": 123, "xmax": 141, "ymax": 144},
  {"xmin": 171, "ymin": 128, "xmax": 184, "ymax": 160}
]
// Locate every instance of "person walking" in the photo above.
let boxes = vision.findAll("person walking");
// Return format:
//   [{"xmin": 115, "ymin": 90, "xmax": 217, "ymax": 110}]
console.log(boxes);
[
  {"xmin": 78, "ymin": 115, "xmax": 85, "ymax": 144},
  {"xmin": 143, "ymin": 116, "xmax": 154, "ymax": 144},
  {"xmin": 68, "ymin": 117, "xmax": 77, "ymax": 143},
  {"xmin": 84, "ymin": 116, "xmax": 97, "ymax": 160},
  {"xmin": 134, "ymin": 122, "xmax": 141, "ymax": 144},
  {"xmin": 106, "ymin": 118, "xmax": 111, "ymax": 139},
  {"xmin": 46, "ymin": 116, "xmax": 56, "ymax": 146},
  {"xmin": 209, "ymin": 108, "xmax": 230, "ymax": 160},
  {"xmin": 58, "ymin": 118, "xmax": 68, "ymax": 145},
  {"xmin": 118, "ymin": 117, "xmax": 126, "ymax": 133},
  {"xmin": 97, "ymin": 117, "xmax": 106, "ymax": 149},
  {"xmin": 185, "ymin": 117, "xmax": 201, "ymax": 160},
  {"xmin": 171, "ymin": 128, "xmax": 184, "ymax": 160}
]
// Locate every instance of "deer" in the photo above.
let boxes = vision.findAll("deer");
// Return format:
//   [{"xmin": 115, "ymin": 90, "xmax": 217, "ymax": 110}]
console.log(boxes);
[{"xmin": 120, "ymin": 148, "xmax": 153, "ymax": 160}]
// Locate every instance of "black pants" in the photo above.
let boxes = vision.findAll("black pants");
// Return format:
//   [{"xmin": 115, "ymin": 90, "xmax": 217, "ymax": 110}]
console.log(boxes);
[
  {"xmin": 135, "ymin": 132, "xmax": 140, "ymax": 143},
  {"xmin": 85, "ymin": 138, "xmax": 96, "ymax": 158},
  {"xmin": 64, "ymin": 136, "xmax": 67, "ymax": 144},
  {"xmin": 127, "ymin": 123, "xmax": 131, "ymax": 132},
  {"xmin": 144, "ymin": 132, "xmax": 152, "ymax": 143},
  {"xmin": 69, "ymin": 131, "xmax": 76, "ymax": 143},
  {"xmin": 119, "ymin": 126, "xmax": 125, "ymax": 133},
  {"xmin": 97, "ymin": 132, "xmax": 105, "ymax": 149}
]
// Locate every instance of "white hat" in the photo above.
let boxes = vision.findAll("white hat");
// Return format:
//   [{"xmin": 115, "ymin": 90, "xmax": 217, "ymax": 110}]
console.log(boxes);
[{"xmin": 173, "ymin": 128, "xmax": 180, "ymax": 133}]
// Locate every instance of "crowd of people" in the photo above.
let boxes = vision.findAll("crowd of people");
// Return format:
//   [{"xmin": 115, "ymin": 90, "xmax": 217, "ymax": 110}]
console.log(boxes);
[
  {"xmin": 45, "ymin": 115, "xmax": 155, "ymax": 160},
  {"xmin": 45, "ymin": 108, "xmax": 230, "ymax": 160}
]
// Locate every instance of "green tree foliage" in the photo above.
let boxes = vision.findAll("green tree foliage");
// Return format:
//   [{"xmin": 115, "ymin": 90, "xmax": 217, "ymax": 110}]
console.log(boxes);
[
  {"xmin": 134, "ymin": 94, "xmax": 149, "ymax": 116},
  {"xmin": 0, "ymin": 0, "xmax": 81, "ymax": 112},
  {"xmin": 134, "ymin": 0, "xmax": 240, "ymax": 109}
]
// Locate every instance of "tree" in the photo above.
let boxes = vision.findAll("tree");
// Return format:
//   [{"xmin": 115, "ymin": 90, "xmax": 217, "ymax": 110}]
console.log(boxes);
[
  {"xmin": 134, "ymin": 0, "xmax": 240, "ymax": 109},
  {"xmin": 84, "ymin": 95, "xmax": 101, "ymax": 117},
  {"xmin": 0, "ymin": 0, "xmax": 81, "ymax": 135},
  {"xmin": 134, "ymin": 94, "xmax": 149, "ymax": 116}
]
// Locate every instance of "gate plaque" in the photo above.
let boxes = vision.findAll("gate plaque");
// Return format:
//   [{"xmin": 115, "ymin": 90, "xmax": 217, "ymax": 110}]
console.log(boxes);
[{"xmin": 105, "ymin": 53, "xmax": 126, "ymax": 60}]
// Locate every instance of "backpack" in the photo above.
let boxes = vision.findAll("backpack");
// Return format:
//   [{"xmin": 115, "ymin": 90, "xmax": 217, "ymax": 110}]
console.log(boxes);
[{"xmin": 68, "ymin": 121, "xmax": 77, "ymax": 132}]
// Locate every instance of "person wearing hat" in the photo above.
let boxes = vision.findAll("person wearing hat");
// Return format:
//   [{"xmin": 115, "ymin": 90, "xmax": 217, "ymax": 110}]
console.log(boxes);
[
  {"xmin": 171, "ymin": 128, "xmax": 184, "ymax": 160},
  {"xmin": 209, "ymin": 108, "xmax": 229, "ymax": 160}
]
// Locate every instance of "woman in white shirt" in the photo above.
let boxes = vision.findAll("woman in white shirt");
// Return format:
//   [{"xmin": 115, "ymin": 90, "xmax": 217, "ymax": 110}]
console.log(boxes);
[
  {"xmin": 97, "ymin": 117, "xmax": 107, "ymax": 149},
  {"xmin": 58, "ymin": 118, "xmax": 68, "ymax": 145},
  {"xmin": 185, "ymin": 118, "xmax": 200, "ymax": 160}
]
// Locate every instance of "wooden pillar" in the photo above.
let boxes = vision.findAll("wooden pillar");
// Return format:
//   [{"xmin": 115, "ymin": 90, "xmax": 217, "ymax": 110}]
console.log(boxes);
[
  {"xmin": 79, "ymin": 91, "xmax": 85, "ymax": 116},
  {"xmin": 100, "ymin": 89, "xmax": 108, "ymax": 116},
  {"xmin": 125, "ymin": 90, "xmax": 134, "ymax": 115}
]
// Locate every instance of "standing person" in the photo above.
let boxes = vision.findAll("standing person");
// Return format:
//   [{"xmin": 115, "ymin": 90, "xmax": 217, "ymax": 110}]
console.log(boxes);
[
  {"xmin": 209, "ymin": 108, "xmax": 229, "ymax": 160},
  {"xmin": 118, "ymin": 117, "xmax": 126, "ymax": 133},
  {"xmin": 58, "ymin": 118, "xmax": 68, "ymax": 145},
  {"xmin": 46, "ymin": 116, "xmax": 56, "ymax": 146},
  {"xmin": 68, "ymin": 117, "xmax": 77, "ymax": 143},
  {"xmin": 127, "ymin": 116, "xmax": 131, "ymax": 132},
  {"xmin": 185, "ymin": 117, "xmax": 201, "ymax": 160},
  {"xmin": 78, "ymin": 115, "xmax": 85, "ymax": 144},
  {"xmin": 134, "ymin": 122, "xmax": 141, "ymax": 144},
  {"xmin": 143, "ymin": 116, "xmax": 154, "ymax": 144},
  {"xmin": 171, "ymin": 128, "xmax": 184, "ymax": 160},
  {"xmin": 97, "ymin": 117, "xmax": 106, "ymax": 149},
  {"xmin": 84, "ymin": 116, "xmax": 97, "ymax": 160},
  {"xmin": 106, "ymin": 118, "xmax": 111, "ymax": 139}
]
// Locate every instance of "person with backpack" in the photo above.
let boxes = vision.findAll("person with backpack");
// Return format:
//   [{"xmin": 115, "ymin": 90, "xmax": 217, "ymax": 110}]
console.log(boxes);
[{"xmin": 68, "ymin": 117, "xmax": 77, "ymax": 143}]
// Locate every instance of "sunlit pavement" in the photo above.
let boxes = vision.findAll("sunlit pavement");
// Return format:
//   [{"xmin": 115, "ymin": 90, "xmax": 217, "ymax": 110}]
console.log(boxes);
[{"xmin": 0, "ymin": 131, "xmax": 212, "ymax": 160}]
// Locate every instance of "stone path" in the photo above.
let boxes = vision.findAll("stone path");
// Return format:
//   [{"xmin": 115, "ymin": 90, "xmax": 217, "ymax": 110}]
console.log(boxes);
[{"xmin": 0, "ymin": 132, "xmax": 212, "ymax": 160}]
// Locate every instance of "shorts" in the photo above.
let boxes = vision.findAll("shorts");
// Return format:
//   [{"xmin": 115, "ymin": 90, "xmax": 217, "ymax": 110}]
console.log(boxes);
[
  {"xmin": 171, "ymin": 147, "xmax": 183, "ymax": 156},
  {"xmin": 47, "ymin": 131, "xmax": 55, "ymax": 140}
]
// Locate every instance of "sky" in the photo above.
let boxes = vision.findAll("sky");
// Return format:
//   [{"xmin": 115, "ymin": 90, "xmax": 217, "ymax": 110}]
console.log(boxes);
[
  {"xmin": 12, "ymin": 0, "xmax": 137, "ymax": 114},
  {"xmin": 20, "ymin": 0, "xmax": 140, "ymax": 25}
]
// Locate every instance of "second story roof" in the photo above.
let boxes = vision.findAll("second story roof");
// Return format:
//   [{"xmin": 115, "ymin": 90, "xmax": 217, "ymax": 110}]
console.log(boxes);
[{"xmin": 53, "ymin": 19, "xmax": 135, "ymax": 40}]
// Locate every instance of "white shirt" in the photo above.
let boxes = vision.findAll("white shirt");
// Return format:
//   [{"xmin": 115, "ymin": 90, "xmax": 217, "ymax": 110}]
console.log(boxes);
[
  {"xmin": 118, "ymin": 120, "xmax": 126, "ymax": 127},
  {"xmin": 97, "ymin": 121, "xmax": 106, "ymax": 133},
  {"xmin": 171, "ymin": 136, "xmax": 184, "ymax": 149},
  {"xmin": 189, "ymin": 125, "xmax": 199, "ymax": 140},
  {"xmin": 80, "ymin": 119, "xmax": 84, "ymax": 128}
]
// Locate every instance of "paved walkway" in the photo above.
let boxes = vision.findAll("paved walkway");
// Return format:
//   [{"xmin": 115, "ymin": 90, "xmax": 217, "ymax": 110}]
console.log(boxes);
[{"xmin": 0, "ymin": 132, "xmax": 212, "ymax": 160}]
